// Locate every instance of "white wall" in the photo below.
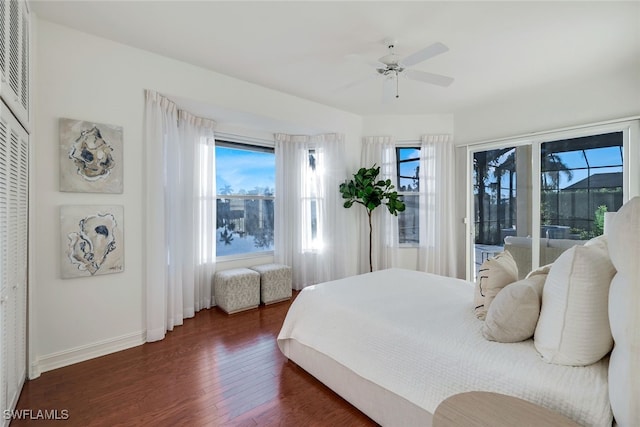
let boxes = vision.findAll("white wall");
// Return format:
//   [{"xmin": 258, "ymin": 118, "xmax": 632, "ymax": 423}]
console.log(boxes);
[
  {"xmin": 31, "ymin": 19, "xmax": 363, "ymax": 376},
  {"xmin": 453, "ymin": 65, "xmax": 640, "ymax": 145},
  {"xmin": 452, "ymin": 65, "xmax": 640, "ymax": 280},
  {"xmin": 362, "ymin": 114, "xmax": 453, "ymax": 142}
]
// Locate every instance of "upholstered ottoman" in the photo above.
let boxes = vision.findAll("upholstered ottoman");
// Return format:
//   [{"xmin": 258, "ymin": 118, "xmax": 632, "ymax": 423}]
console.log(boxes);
[
  {"xmin": 250, "ymin": 264, "xmax": 292, "ymax": 305},
  {"xmin": 213, "ymin": 268, "xmax": 260, "ymax": 314}
]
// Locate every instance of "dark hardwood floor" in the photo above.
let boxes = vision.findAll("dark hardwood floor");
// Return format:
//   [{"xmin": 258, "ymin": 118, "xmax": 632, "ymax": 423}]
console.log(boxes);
[{"xmin": 13, "ymin": 295, "xmax": 377, "ymax": 426}]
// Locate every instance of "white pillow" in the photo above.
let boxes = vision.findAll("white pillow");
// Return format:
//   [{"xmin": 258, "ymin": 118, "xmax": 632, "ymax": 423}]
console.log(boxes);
[
  {"xmin": 534, "ymin": 241, "xmax": 616, "ymax": 366},
  {"xmin": 482, "ymin": 273, "xmax": 546, "ymax": 343},
  {"xmin": 474, "ymin": 251, "xmax": 518, "ymax": 320},
  {"xmin": 606, "ymin": 196, "xmax": 640, "ymax": 427},
  {"xmin": 525, "ymin": 263, "xmax": 553, "ymax": 279},
  {"xmin": 584, "ymin": 233, "xmax": 608, "ymax": 251}
]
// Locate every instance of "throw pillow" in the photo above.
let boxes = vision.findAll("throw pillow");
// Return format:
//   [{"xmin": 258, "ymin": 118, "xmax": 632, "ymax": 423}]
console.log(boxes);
[
  {"xmin": 606, "ymin": 196, "xmax": 640, "ymax": 427},
  {"xmin": 474, "ymin": 251, "xmax": 518, "ymax": 320},
  {"xmin": 482, "ymin": 273, "xmax": 547, "ymax": 343},
  {"xmin": 525, "ymin": 263, "xmax": 553, "ymax": 279},
  {"xmin": 584, "ymin": 234, "xmax": 608, "ymax": 251},
  {"xmin": 534, "ymin": 242, "xmax": 616, "ymax": 366}
]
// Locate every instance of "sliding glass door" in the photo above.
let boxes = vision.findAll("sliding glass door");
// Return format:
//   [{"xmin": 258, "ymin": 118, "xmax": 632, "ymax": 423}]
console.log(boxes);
[
  {"xmin": 466, "ymin": 119, "xmax": 638, "ymax": 282},
  {"xmin": 538, "ymin": 132, "xmax": 624, "ymax": 266},
  {"xmin": 470, "ymin": 144, "xmax": 532, "ymax": 281}
]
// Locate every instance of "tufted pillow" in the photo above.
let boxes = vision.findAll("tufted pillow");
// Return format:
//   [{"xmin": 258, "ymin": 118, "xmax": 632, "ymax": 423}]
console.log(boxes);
[
  {"xmin": 474, "ymin": 251, "xmax": 518, "ymax": 320},
  {"xmin": 606, "ymin": 196, "xmax": 640, "ymax": 427},
  {"xmin": 534, "ymin": 239, "xmax": 616, "ymax": 366},
  {"xmin": 482, "ymin": 273, "xmax": 547, "ymax": 342}
]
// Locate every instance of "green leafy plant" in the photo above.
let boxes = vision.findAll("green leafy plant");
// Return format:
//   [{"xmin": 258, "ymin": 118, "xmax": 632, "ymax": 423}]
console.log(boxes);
[
  {"xmin": 339, "ymin": 165, "xmax": 405, "ymax": 272},
  {"xmin": 594, "ymin": 204, "xmax": 608, "ymax": 237},
  {"xmin": 577, "ymin": 205, "xmax": 609, "ymax": 240}
]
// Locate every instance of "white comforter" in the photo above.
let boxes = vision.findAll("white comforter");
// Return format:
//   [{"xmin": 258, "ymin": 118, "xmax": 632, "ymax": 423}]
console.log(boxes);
[{"xmin": 277, "ymin": 268, "xmax": 612, "ymax": 426}]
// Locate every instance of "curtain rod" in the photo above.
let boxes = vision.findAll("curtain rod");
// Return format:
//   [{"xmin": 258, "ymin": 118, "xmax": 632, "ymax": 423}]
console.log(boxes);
[{"xmin": 215, "ymin": 131, "xmax": 274, "ymax": 148}]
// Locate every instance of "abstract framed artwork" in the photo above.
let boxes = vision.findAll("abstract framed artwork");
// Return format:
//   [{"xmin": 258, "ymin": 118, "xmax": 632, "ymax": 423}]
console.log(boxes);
[
  {"xmin": 59, "ymin": 118, "xmax": 123, "ymax": 193},
  {"xmin": 60, "ymin": 205, "xmax": 124, "ymax": 279}
]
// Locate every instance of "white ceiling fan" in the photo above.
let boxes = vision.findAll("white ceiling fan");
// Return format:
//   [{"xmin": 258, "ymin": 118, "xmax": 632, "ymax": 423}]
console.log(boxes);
[{"xmin": 344, "ymin": 39, "xmax": 454, "ymax": 102}]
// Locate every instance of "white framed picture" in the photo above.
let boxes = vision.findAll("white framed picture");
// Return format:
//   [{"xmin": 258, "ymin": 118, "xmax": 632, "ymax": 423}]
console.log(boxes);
[
  {"xmin": 60, "ymin": 205, "xmax": 124, "ymax": 279},
  {"xmin": 59, "ymin": 118, "xmax": 123, "ymax": 193}
]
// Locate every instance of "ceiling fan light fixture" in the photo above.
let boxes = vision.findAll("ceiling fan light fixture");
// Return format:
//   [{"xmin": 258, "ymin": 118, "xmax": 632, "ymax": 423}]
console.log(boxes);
[
  {"xmin": 377, "ymin": 67, "xmax": 403, "ymax": 76},
  {"xmin": 378, "ymin": 53, "xmax": 400, "ymax": 66},
  {"xmin": 378, "ymin": 41, "xmax": 401, "ymax": 67},
  {"xmin": 341, "ymin": 39, "xmax": 453, "ymax": 102}
]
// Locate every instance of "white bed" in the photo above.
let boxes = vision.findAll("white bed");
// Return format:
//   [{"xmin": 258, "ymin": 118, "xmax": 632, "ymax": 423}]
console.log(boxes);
[
  {"xmin": 277, "ymin": 197, "xmax": 640, "ymax": 427},
  {"xmin": 278, "ymin": 269, "xmax": 610, "ymax": 426}
]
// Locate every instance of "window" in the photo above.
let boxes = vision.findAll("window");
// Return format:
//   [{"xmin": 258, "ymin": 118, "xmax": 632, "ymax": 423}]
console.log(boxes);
[
  {"xmin": 396, "ymin": 147, "xmax": 420, "ymax": 244},
  {"xmin": 472, "ymin": 145, "xmax": 526, "ymax": 280},
  {"xmin": 468, "ymin": 119, "xmax": 638, "ymax": 281},
  {"xmin": 541, "ymin": 132, "xmax": 623, "ymax": 239},
  {"xmin": 299, "ymin": 147, "xmax": 323, "ymax": 252},
  {"xmin": 215, "ymin": 141, "xmax": 275, "ymax": 258},
  {"xmin": 308, "ymin": 149, "xmax": 318, "ymax": 244},
  {"xmin": 473, "ymin": 147, "xmax": 518, "ymax": 246}
]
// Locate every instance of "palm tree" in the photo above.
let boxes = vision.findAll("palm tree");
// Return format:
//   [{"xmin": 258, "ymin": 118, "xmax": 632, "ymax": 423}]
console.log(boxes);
[
  {"xmin": 540, "ymin": 151, "xmax": 574, "ymax": 228},
  {"xmin": 474, "ymin": 148, "xmax": 513, "ymax": 243},
  {"xmin": 219, "ymin": 227, "xmax": 234, "ymax": 245},
  {"xmin": 219, "ymin": 184, "xmax": 233, "ymax": 195},
  {"xmin": 475, "ymin": 148, "xmax": 574, "ymax": 243},
  {"xmin": 541, "ymin": 153, "xmax": 573, "ymax": 191}
]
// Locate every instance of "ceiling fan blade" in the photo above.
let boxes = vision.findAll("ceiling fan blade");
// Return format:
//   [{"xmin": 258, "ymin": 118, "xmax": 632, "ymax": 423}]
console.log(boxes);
[
  {"xmin": 405, "ymin": 69, "xmax": 454, "ymax": 87},
  {"xmin": 382, "ymin": 76, "xmax": 396, "ymax": 103},
  {"xmin": 400, "ymin": 42, "xmax": 449, "ymax": 67}
]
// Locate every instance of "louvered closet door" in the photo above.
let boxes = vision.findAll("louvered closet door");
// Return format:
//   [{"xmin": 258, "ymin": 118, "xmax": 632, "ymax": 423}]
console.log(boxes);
[
  {"xmin": 0, "ymin": 99, "xmax": 8, "ymax": 423},
  {"xmin": 0, "ymin": 0, "xmax": 29, "ymax": 131},
  {"xmin": 0, "ymin": 101, "xmax": 27, "ymax": 426}
]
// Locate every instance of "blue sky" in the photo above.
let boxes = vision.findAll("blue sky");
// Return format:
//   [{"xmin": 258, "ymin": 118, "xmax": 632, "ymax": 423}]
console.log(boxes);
[
  {"xmin": 217, "ymin": 144, "xmax": 622, "ymax": 194},
  {"xmin": 485, "ymin": 145, "xmax": 623, "ymax": 191},
  {"xmin": 398, "ymin": 147, "xmax": 420, "ymax": 161},
  {"xmin": 551, "ymin": 146, "xmax": 623, "ymax": 189},
  {"xmin": 216, "ymin": 147, "xmax": 275, "ymax": 195}
]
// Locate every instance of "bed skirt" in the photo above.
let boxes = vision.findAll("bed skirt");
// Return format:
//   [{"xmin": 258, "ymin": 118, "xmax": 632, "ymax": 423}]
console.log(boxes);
[{"xmin": 281, "ymin": 338, "xmax": 433, "ymax": 427}]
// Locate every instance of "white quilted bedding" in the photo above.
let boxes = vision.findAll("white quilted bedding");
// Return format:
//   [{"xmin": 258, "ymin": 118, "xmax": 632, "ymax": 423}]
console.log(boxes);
[{"xmin": 277, "ymin": 268, "xmax": 612, "ymax": 426}]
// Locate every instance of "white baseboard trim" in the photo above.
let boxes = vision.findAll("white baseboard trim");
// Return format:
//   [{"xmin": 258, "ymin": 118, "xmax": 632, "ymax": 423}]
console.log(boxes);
[{"xmin": 32, "ymin": 331, "xmax": 145, "ymax": 377}]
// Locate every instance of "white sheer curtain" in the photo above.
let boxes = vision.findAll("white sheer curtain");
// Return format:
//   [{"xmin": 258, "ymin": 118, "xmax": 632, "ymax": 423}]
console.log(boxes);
[
  {"xmin": 179, "ymin": 111, "xmax": 217, "ymax": 315},
  {"xmin": 312, "ymin": 133, "xmax": 348, "ymax": 281},
  {"xmin": 144, "ymin": 90, "xmax": 217, "ymax": 342},
  {"xmin": 418, "ymin": 134, "xmax": 457, "ymax": 277},
  {"xmin": 361, "ymin": 136, "xmax": 399, "ymax": 272},
  {"xmin": 144, "ymin": 90, "xmax": 178, "ymax": 342},
  {"xmin": 275, "ymin": 133, "xmax": 307, "ymax": 288},
  {"xmin": 275, "ymin": 133, "xmax": 348, "ymax": 289}
]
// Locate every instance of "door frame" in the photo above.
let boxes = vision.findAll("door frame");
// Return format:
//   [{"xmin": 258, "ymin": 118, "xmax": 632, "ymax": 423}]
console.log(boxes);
[{"xmin": 464, "ymin": 118, "xmax": 639, "ymax": 282}]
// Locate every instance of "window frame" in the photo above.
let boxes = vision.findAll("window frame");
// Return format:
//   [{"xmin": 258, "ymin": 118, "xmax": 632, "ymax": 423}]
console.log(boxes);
[
  {"xmin": 307, "ymin": 148, "xmax": 319, "ymax": 247},
  {"xmin": 214, "ymin": 139, "xmax": 276, "ymax": 261},
  {"xmin": 396, "ymin": 146, "xmax": 421, "ymax": 247},
  {"xmin": 540, "ymin": 132, "xmax": 624, "ymax": 235},
  {"xmin": 465, "ymin": 118, "xmax": 639, "ymax": 281}
]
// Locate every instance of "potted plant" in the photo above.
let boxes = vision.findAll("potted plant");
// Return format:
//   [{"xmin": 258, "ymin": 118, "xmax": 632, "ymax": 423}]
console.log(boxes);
[{"xmin": 339, "ymin": 165, "xmax": 405, "ymax": 272}]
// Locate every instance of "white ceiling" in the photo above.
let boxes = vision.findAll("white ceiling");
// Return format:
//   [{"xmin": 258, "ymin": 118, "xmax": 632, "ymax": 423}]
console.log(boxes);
[{"xmin": 31, "ymin": 1, "xmax": 640, "ymax": 116}]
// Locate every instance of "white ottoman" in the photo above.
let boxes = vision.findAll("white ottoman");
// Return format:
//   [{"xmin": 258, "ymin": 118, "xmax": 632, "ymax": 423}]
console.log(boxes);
[
  {"xmin": 250, "ymin": 264, "xmax": 292, "ymax": 305},
  {"xmin": 214, "ymin": 268, "xmax": 260, "ymax": 314}
]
